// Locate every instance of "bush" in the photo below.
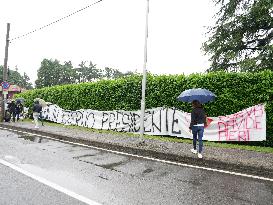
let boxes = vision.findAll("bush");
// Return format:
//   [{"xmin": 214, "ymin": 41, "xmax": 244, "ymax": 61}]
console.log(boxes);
[{"xmin": 16, "ymin": 71, "xmax": 273, "ymax": 146}]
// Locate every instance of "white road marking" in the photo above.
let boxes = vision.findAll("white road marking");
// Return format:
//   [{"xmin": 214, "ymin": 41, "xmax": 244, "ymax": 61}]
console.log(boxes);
[
  {"xmin": 4, "ymin": 155, "xmax": 15, "ymax": 159},
  {"xmin": 0, "ymin": 158, "xmax": 101, "ymax": 205},
  {"xmin": 1, "ymin": 126, "xmax": 273, "ymax": 182}
]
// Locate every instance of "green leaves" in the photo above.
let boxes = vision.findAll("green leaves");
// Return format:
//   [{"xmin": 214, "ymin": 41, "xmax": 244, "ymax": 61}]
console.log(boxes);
[
  {"xmin": 16, "ymin": 71, "xmax": 273, "ymax": 146},
  {"xmin": 204, "ymin": 0, "xmax": 273, "ymax": 72},
  {"xmin": 35, "ymin": 59, "xmax": 138, "ymax": 88},
  {"xmin": 0, "ymin": 66, "xmax": 33, "ymax": 89}
]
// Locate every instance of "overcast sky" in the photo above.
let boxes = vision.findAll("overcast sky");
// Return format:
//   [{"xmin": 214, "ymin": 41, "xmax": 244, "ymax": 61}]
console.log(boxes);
[{"xmin": 0, "ymin": 0, "xmax": 216, "ymax": 85}]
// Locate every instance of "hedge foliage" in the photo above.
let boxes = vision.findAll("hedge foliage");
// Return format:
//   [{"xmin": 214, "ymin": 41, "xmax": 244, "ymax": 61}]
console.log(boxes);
[{"xmin": 16, "ymin": 71, "xmax": 273, "ymax": 146}]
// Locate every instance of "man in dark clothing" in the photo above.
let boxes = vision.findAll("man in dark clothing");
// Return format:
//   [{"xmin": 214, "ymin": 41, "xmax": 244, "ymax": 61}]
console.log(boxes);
[
  {"xmin": 15, "ymin": 101, "xmax": 24, "ymax": 121},
  {"xmin": 8, "ymin": 100, "xmax": 16, "ymax": 122},
  {"xmin": 32, "ymin": 101, "xmax": 42, "ymax": 128}
]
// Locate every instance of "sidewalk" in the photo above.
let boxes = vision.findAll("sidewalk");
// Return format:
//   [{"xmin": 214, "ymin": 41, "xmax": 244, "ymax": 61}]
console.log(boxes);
[{"xmin": 1, "ymin": 121, "xmax": 273, "ymax": 178}]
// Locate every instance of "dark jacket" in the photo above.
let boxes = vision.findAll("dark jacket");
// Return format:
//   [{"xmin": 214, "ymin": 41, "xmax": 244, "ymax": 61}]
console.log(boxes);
[
  {"xmin": 15, "ymin": 103, "xmax": 23, "ymax": 114},
  {"xmin": 190, "ymin": 107, "xmax": 206, "ymax": 129},
  {"xmin": 8, "ymin": 102, "xmax": 16, "ymax": 113},
  {"xmin": 33, "ymin": 103, "xmax": 42, "ymax": 113}
]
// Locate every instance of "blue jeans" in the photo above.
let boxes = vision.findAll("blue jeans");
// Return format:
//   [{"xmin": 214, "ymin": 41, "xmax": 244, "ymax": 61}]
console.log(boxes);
[{"xmin": 192, "ymin": 126, "xmax": 204, "ymax": 153}]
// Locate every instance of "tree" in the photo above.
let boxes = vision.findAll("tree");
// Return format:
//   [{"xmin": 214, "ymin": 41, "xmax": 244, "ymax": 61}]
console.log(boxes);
[
  {"xmin": 35, "ymin": 59, "xmax": 77, "ymax": 88},
  {"xmin": 35, "ymin": 58, "xmax": 137, "ymax": 88},
  {"xmin": 59, "ymin": 61, "xmax": 76, "ymax": 85},
  {"xmin": 203, "ymin": 0, "xmax": 273, "ymax": 72},
  {"xmin": 103, "ymin": 67, "xmax": 122, "ymax": 79},
  {"xmin": 0, "ymin": 65, "xmax": 33, "ymax": 89},
  {"xmin": 35, "ymin": 59, "xmax": 61, "ymax": 88},
  {"xmin": 122, "ymin": 70, "xmax": 136, "ymax": 77},
  {"xmin": 75, "ymin": 61, "xmax": 103, "ymax": 83},
  {"xmin": 102, "ymin": 67, "xmax": 135, "ymax": 79}
]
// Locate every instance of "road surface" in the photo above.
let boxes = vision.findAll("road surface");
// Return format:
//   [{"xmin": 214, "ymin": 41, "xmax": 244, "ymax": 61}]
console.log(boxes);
[{"xmin": 0, "ymin": 128, "xmax": 272, "ymax": 205}]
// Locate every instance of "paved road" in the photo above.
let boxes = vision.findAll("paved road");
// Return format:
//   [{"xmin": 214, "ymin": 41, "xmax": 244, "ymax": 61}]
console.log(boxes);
[
  {"xmin": 0, "ymin": 129, "xmax": 272, "ymax": 205},
  {"xmin": 0, "ymin": 164, "xmax": 87, "ymax": 205}
]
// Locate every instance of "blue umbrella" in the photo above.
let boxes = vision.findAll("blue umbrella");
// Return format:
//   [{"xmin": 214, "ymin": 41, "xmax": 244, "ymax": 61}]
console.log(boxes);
[
  {"xmin": 16, "ymin": 98, "xmax": 25, "ymax": 104},
  {"xmin": 177, "ymin": 88, "xmax": 216, "ymax": 104}
]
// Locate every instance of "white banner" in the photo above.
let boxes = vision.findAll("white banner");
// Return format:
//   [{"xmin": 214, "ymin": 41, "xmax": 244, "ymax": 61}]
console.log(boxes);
[{"xmin": 41, "ymin": 104, "xmax": 266, "ymax": 141}]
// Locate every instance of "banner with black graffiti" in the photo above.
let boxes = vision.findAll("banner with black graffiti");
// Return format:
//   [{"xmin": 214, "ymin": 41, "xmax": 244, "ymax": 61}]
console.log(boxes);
[{"xmin": 41, "ymin": 104, "xmax": 266, "ymax": 141}]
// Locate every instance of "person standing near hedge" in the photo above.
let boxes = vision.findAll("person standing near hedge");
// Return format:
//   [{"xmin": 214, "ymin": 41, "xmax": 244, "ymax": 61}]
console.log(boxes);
[
  {"xmin": 8, "ymin": 99, "xmax": 16, "ymax": 122},
  {"xmin": 15, "ymin": 101, "xmax": 23, "ymax": 121},
  {"xmin": 32, "ymin": 100, "xmax": 42, "ymax": 128},
  {"xmin": 189, "ymin": 100, "xmax": 206, "ymax": 159}
]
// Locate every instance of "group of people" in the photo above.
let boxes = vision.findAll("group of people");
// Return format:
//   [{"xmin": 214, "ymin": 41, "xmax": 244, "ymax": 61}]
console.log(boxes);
[
  {"xmin": 4, "ymin": 99, "xmax": 44, "ymax": 129},
  {"xmin": 4, "ymin": 100, "xmax": 24, "ymax": 122},
  {"xmin": 4, "ymin": 97, "xmax": 205, "ymax": 157}
]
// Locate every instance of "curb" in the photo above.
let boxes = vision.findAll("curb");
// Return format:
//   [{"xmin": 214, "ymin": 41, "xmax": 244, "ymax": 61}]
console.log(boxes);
[{"xmin": 1, "ymin": 123, "xmax": 273, "ymax": 179}]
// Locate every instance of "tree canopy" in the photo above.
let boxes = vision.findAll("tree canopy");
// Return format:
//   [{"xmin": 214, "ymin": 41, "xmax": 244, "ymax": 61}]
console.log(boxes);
[
  {"xmin": 0, "ymin": 65, "xmax": 33, "ymax": 89},
  {"xmin": 35, "ymin": 59, "xmax": 136, "ymax": 88},
  {"xmin": 203, "ymin": 0, "xmax": 273, "ymax": 72}
]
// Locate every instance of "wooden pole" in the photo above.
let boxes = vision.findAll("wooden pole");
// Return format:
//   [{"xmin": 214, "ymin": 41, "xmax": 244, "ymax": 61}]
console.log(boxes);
[{"xmin": 1, "ymin": 23, "xmax": 10, "ymax": 121}]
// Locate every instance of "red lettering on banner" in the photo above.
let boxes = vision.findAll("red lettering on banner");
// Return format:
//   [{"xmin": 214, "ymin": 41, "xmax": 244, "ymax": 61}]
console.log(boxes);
[
  {"xmin": 245, "ymin": 116, "xmax": 254, "ymax": 129},
  {"xmin": 218, "ymin": 122, "xmax": 227, "ymax": 141},
  {"xmin": 254, "ymin": 116, "xmax": 262, "ymax": 129},
  {"xmin": 246, "ymin": 107, "xmax": 254, "ymax": 117},
  {"xmin": 218, "ymin": 116, "xmax": 228, "ymax": 121},
  {"xmin": 228, "ymin": 130, "xmax": 237, "ymax": 141},
  {"xmin": 226, "ymin": 118, "xmax": 235, "ymax": 130},
  {"xmin": 235, "ymin": 114, "xmax": 245, "ymax": 129},
  {"xmin": 217, "ymin": 105, "xmax": 264, "ymax": 141},
  {"xmin": 253, "ymin": 105, "xmax": 263, "ymax": 117},
  {"xmin": 238, "ymin": 130, "xmax": 250, "ymax": 141}
]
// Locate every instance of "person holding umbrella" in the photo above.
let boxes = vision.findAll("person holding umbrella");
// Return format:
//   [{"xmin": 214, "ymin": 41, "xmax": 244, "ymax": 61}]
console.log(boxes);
[
  {"xmin": 34, "ymin": 98, "xmax": 47, "ymax": 126},
  {"xmin": 177, "ymin": 88, "xmax": 216, "ymax": 159},
  {"xmin": 32, "ymin": 100, "xmax": 42, "ymax": 128},
  {"xmin": 189, "ymin": 100, "xmax": 206, "ymax": 158}
]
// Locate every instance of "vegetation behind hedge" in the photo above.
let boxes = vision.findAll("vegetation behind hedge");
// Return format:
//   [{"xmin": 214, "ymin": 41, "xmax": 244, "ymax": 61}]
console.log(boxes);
[{"xmin": 16, "ymin": 71, "xmax": 273, "ymax": 146}]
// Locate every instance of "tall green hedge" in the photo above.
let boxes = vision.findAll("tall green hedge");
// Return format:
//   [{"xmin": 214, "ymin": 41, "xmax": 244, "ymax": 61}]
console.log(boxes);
[{"xmin": 16, "ymin": 71, "xmax": 273, "ymax": 146}]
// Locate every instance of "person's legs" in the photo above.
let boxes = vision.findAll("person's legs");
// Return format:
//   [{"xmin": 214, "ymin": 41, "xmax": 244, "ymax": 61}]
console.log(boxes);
[
  {"xmin": 12, "ymin": 112, "xmax": 16, "ymax": 122},
  {"xmin": 197, "ymin": 126, "xmax": 204, "ymax": 153},
  {"xmin": 33, "ymin": 113, "xmax": 39, "ymax": 128},
  {"xmin": 16, "ymin": 113, "xmax": 20, "ymax": 121},
  {"xmin": 192, "ymin": 126, "xmax": 198, "ymax": 151},
  {"xmin": 39, "ymin": 113, "xmax": 44, "ymax": 126}
]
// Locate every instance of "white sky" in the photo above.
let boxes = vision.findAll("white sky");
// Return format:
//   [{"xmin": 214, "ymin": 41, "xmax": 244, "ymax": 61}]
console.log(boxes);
[{"xmin": 0, "ymin": 0, "xmax": 216, "ymax": 85}]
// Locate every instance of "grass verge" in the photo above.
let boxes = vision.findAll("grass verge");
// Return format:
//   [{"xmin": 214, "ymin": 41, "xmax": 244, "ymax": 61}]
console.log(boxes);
[{"xmin": 23, "ymin": 119, "xmax": 273, "ymax": 154}]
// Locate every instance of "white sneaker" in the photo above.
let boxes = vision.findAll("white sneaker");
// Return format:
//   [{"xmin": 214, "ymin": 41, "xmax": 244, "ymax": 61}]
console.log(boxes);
[
  {"xmin": 35, "ymin": 126, "xmax": 39, "ymax": 129},
  {"xmin": 190, "ymin": 149, "xmax": 197, "ymax": 154},
  {"xmin": 198, "ymin": 153, "xmax": 203, "ymax": 159}
]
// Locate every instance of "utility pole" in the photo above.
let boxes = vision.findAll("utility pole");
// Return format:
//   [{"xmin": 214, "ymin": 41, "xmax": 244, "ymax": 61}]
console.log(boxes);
[
  {"xmin": 1, "ymin": 23, "xmax": 10, "ymax": 121},
  {"xmin": 140, "ymin": 0, "xmax": 149, "ymax": 138}
]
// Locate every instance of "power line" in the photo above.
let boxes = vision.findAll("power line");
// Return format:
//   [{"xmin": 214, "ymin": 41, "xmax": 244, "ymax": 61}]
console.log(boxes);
[{"xmin": 10, "ymin": 0, "xmax": 103, "ymax": 42}]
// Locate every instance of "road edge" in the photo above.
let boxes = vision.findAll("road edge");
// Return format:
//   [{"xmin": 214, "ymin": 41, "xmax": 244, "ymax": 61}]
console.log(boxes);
[{"xmin": 1, "ymin": 123, "xmax": 272, "ymax": 179}]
